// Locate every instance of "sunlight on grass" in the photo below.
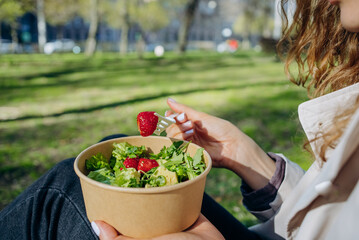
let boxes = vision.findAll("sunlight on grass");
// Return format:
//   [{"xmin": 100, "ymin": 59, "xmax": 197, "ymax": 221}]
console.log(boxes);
[{"xmin": 0, "ymin": 51, "xmax": 311, "ymax": 225}]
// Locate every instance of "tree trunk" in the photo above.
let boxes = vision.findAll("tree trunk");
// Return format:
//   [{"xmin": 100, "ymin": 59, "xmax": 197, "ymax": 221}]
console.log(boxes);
[
  {"xmin": 177, "ymin": 0, "xmax": 199, "ymax": 53},
  {"xmin": 10, "ymin": 22, "xmax": 19, "ymax": 53},
  {"xmin": 36, "ymin": 0, "xmax": 47, "ymax": 53},
  {"xmin": 119, "ymin": 0, "xmax": 130, "ymax": 56},
  {"xmin": 119, "ymin": 23, "xmax": 129, "ymax": 55},
  {"xmin": 136, "ymin": 28, "xmax": 147, "ymax": 59},
  {"xmin": 85, "ymin": 0, "xmax": 98, "ymax": 56},
  {"xmin": 0, "ymin": 23, "xmax": 2, "ymax": 52}
]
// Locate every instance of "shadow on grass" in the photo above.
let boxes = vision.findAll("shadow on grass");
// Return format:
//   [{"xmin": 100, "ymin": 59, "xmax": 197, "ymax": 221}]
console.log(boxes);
[
  {"xmin": 0, "ymin": 80, "xmax": 289, "ymax": 122},
  {"xmin": 0, "ymin": 52, "xmax": 304, "ymax": 221},
  {"xmin": 219, "ymin": 90, "xmax": 305, "ymax": 151},
  {"xmin": 0, "ymin": 61, "xmax": 255, "ymax": 90},
  {"xmin": 0, "ymin": 88, "xmax": 307, "ymax": 214},
  {"xmin": 0, "ymin": 54, "xmax": 256, "ymax": 90}
]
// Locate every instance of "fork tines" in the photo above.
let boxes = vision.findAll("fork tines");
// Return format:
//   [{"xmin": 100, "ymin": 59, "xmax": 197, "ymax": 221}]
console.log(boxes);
[{"xmin": 154, "ymin": 112, "xmax": 176, "ymax": 135}]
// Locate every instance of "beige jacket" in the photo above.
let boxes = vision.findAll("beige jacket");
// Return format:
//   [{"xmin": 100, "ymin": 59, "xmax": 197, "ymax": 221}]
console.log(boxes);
[{"xmin": 250, "ymin": 83, "xmax": 359, "ymax": 240}]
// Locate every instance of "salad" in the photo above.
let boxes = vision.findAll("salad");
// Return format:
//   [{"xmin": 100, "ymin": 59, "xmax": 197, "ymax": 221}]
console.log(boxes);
[{"xmin": 85, "ymin": 141, "xmax": 206, "ymax": 188}]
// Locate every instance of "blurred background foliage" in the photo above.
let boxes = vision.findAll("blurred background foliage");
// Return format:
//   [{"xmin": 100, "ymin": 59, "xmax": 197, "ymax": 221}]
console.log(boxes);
[
  {"xmin": 0, "ymin": 0, "xmax": 292, "ymax": 55},
  {"xmin": 0, "ymin": 0, "xmax": 306, "ymax": 227}
]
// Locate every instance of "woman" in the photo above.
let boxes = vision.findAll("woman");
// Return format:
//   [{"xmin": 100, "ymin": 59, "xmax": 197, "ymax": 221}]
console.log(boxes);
[
  {"xmin": 94, "ymin": 0, "xmax": 359, "ymax": 239},
  {"xmin": 1, "ymin": 0, "xmax": 358, "ymax": 239}
]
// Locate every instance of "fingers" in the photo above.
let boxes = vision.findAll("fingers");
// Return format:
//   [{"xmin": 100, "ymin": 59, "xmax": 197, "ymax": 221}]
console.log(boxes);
[
  {"xmin": 92, "ymin": 221, "xmax": 119, "ymax": 240},
  {"xmin": 166, "ymin": 98, "xmax": 200, "ymax": 119},
  {"xmin": 165, "ymin": 110, "xmax": 177, "ymax": 118},
  {"xmin": 165, "ymin": 109, "xmax": 193, "ymax": 136},
  {"xmin": 179, "ymin": 120, "xmax": 193, "ymax": 133},
  {"xmin": 175, "ymin": 112, "xmax": 187, "ymax": 123},
  {"xmin": 166, "ymin": 98, "xmax": 201, "ymax": 140},
  {"xmin": 186, "ymin": 214, "xmax": 225, "ymax": 240},
  {"xmin": 166, "ymin": 123, "xmax": 194, "ymax": 140}
]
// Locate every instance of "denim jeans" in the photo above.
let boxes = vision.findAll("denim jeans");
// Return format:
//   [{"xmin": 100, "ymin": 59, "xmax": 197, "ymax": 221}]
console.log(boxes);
[
  {"xmin": 0, "ymin": 157, "xmax": 97, "ymax": 240},
  {"xmin": 0, "ymin": 134, "xmax": 261, "ymax": 240}
]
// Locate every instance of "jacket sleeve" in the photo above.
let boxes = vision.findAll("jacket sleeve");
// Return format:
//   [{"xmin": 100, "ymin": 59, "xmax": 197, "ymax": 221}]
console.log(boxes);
[{"xmin": 243, "ymin": 154, "xmax": 305, "ymax": 222}]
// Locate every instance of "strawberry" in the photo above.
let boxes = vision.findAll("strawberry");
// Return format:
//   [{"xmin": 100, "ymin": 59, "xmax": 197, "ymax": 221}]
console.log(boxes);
[
  {"xmin": 137, "ymin": 158, "xmax": 159, "ymax": 173},
  {"xmin": 137, "ymin": 111, "xmax": 158, "ymax": 137},
  {"xmin": 123, "ymin": 157, "xmax": 139, "ymax": 169}
]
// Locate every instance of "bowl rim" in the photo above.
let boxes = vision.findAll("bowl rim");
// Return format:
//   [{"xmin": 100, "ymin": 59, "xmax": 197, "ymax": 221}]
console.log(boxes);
[{"xmin": 74, "ymin": 136, "xmax": 212, "ymax": 194}]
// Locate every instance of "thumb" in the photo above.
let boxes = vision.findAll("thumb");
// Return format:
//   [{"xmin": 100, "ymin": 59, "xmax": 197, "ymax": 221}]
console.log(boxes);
[
  {"xmin": 167, "ymin": 98, "xmax": 201, "ymax": 119},
  {"xmin": 92, "ymin": 221, "xmax": 119, "ymax": 240}
]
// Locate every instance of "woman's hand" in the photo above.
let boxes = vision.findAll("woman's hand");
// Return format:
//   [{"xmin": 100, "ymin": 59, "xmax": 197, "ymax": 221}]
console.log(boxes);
[
  {"xmin": 165, "ymin": 98, "xmax": 276, "ymax": 190},
  {"xmin": 91, "ymin": 214, "xmax": 224, "ymax": 240}
]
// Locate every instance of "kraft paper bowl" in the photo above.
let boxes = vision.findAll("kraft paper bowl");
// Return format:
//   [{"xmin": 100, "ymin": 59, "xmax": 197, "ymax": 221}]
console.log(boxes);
[{"xmin": 74, "ymin": 136, "xmax": 212, "ymax": 238}]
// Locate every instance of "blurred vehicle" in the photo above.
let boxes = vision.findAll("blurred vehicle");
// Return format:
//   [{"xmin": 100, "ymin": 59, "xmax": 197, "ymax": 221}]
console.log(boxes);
[
  {"xmin": 44, "ymin": 39, "xmax": 81, "ymax": 55},
  {"xmin": 216, "ymin": 39, "xmax": 239, "ymax": 53},
  {"xmin": 0, "ymin": 39, "xmax": 20, "ymax": 54},
  {"xmin": 145, "ymin": 43, "xmax": 165, "ymax": 57}
]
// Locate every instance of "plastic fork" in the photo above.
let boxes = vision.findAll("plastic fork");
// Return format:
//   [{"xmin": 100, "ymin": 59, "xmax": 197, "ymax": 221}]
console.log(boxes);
[{"xmin": 154, "ymin": 112, "xmax": 177, "ymax": 135}]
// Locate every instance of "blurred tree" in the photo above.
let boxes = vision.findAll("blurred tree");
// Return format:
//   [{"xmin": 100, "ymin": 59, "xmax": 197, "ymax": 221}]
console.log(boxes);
[
  {"xmin": 232, "ymin": 0, "xmax": 274, "ymax": 49},
  {"xmin": 102, "ymin": 0, "xmax": 169, "ymax": 56},
  {"xmin": 133, "ymin": 0, "xmax": 169, "ymax": 58},
  {"xmin": 101, "ymin": 0, "xmax": 131, "ymax": 55},
  {"xmin": 136, "ymin": 1, "xmax": 169, "ymax": 33},
  {"xmin": 84, "ymin": 0, "xmax": 99, "ymax": 56},
  {"xmin": 36, "ymin": 0, "xmax": 46, "ymax": 53},
  {"xmin": 119, "ymin": 0, "xmax": 130, "ymax": 55},
  {"xmin": 0, "ymin": 0, "xmax": 32, "ymax": 52},
  {"xmin": 0, "ymin": 1, "xmax": 2, "ymax": 39},
  {"xmin": 177, "ymin": 0, "xmax": 199, "ymax": 53},
  {"xmin": 0, "ymin": 0, "xmax": 6, "ymax": 13},
  {"xmin": 44, "ymin": 0, "xmax": 80, "ymax": 39},
  {"xmin": 0, "ymin": 2, "xmax": 19, "ymax": 40}
]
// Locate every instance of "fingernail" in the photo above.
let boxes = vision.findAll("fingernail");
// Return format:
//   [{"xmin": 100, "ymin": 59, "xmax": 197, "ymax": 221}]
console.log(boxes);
[
  {"xmin": 177, "ymin": 113, "xmax": 185, "ymax": 121},
  {"xmin": 183, "ymin": 121, "xmax": 192, "ymax": 127},
  {"xmin": 185, "ymin": 129, "xmax": 194, "ymax": 135},
  {"xmin": 168, "ymin": 98, "xmax": 176, "ymax": 103},
  {"xmin": 91, "ymin": 221, "xmax": 100, "ymax": 237}
]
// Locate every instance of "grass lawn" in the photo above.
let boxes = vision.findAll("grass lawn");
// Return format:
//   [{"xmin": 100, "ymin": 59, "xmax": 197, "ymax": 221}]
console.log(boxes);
[{"xmin": 0, "ymin": 51, "xmax": 312, "ymax": 226}]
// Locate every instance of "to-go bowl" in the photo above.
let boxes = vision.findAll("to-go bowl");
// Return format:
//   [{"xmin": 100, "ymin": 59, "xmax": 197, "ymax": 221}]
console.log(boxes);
[{"xmin": 74, "ymin": 136, "xmax": 212, "ymax": 238}]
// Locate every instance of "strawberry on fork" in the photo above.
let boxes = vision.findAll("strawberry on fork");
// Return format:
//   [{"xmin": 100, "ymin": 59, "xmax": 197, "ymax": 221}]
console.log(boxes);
[
  {"xmin": 137, "ymin": 111, "xmax": 176, "ymax": 137},
  {"xmin": 153, "ymin": 112, "xmax": 176, "ymax": 135}
]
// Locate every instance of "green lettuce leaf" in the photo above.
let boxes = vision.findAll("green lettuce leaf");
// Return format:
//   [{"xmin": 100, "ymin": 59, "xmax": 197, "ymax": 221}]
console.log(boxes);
[
  {"xmin": 113, "ymin": 168, "xmax": 141, "ymax": 188},
  {"xmin": 87, "ymin": 168, "xmax": 114, "ymax": 185},
  {"xmin": 85, "ymin": 141, "xmax": 207, "ymax": 188},
  {"xmin": 112, "ymin": 142, "xmax": 147, "ymax": 171},
  {"xmin": 85, "ymin": 153, "xmax": 110, "ymax": 171},
  {"xmin": 193, "ymin": 148, "xmax": 204, "ymax": 166}
]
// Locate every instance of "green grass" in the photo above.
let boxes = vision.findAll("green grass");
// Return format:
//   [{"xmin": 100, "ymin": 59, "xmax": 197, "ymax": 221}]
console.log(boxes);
[{"xmin": 0, "ymin": 51, "xmax": 312, "ymax": 225}]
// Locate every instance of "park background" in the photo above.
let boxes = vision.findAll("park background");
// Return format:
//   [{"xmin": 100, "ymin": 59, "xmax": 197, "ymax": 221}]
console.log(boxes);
[{"xmin": 0, "ymin": 0, "xmax": 311, "ymax": 226}]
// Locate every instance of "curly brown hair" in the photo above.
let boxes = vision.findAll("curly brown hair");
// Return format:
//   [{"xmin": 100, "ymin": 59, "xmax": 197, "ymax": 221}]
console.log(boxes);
[{"xmin": 277, "ymin": 0, "xmax": 359, "ymax": 162}]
